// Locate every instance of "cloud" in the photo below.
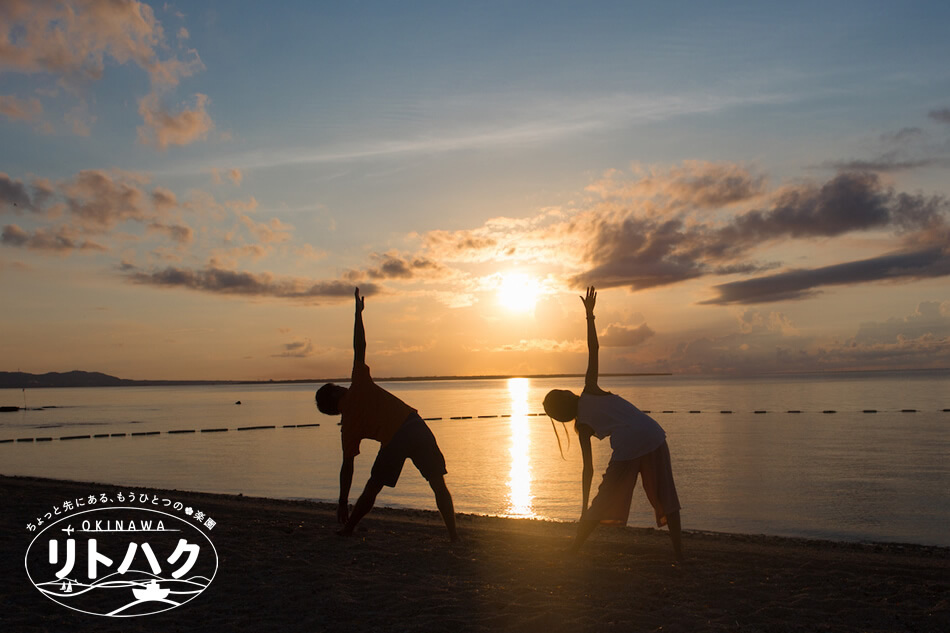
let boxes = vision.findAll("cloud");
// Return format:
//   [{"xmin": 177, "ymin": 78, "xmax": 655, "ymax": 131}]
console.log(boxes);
[
  {"xmin": 61, "ymin": 169, "xmax": 154, "ymax": 229},
  {"xmin": 4, "ymin": 169, "xmax": 193, "ymax": 247},
  {"xmin": 124, "ymin": 264, "xmax": 380, "ymax": 301},
  {"xmin": 205, "ymin": 89, "xmax": 792, "ymax": 173},
  {"xmin": 0, "ymin": 0, "xmax": 208, "ymax": 139},
  {"xmin": 210, "ymin": 167, "xmax": 242, "ymax": 186},
  {"xmin": 599, "ymin": 322, "xmax": 655, "ymax": 347},
  {"xmin": 738, "ymin": 309, "xmax": 798, "ymax": 336},
  {"xmin": 0, "ymin": 0, "xmax": 201, "ymax": 86},
  {"xmin": 822, "ymin": 157, "xmax": 949, "ymax": 173},
  {"xmin": 208, "ymin": 245, "xmax": 272, "ymax": 269},
  {"xmin": 151, "ymin": 186, "xmax": 178, "ymax": 211},
  {"xmin": 0, "ymin": 94, "xmax": 42, "ymax": 121},
  {"xmin": 852, "ymin": 301, "xmax": 950, "ymax": 345},
  {"xmin": 662, "ymin": 303, "xmax": 950, "ymax": 374},
  {"xmin": 819, "ymin": 111, "xmax": 950, "ymax": 175},
  {"xmin": 0, "ymin": 173, "xmax": 36, "ymax": 210},
  {"xmin": 225, "ymin": 196, "xmax": 258, "ymax": 213},
  {"xmin": 423, "ymin": 230, "xmax": 501, "ymax": 261},
  {"xmin": 420, "ymin": 209, "xmax": 572, "ymax": 269},
  {"xmin": 1, "ymin": 223, "xmax": 106, "ymax": 253},
  {"xmin": 137, "ymin": 92, "xmax": 213, "ymax": 150},
  {"xmin": 587, "ymin": 161, "xmax": 768, "ymax": 209},
  {"xmin": 880, "ymin": 127, "xmax": 924, "ymax": 144},
  {"xmin": 146, "ymin": 222, "xmax": 193, "ymax": 243},
  {"xmin": 704, "ymin": 247, "xmax": 950, "ymax": 305},
  {"xmin": 573, "ymin": 169, "xmax": 948, "ymax": 292},
  {"xmin": 408, "ymin": 163, "xmax": 949, "ymax": 307},
  {"xmin": 485, "ymin": 338, "xmax": 584, "ymax": 353},
  {"xmin": 359, "ymin": 251, "xmax": 451, "ymax": 281},
  {"xmin": 571, "ymin": 216, "xmax": 707, "ymax": 290},
  {"xmin": 238, "ymin": 213, "xmax": 292, "ymax": 244},
  {"xmin": 274, "ymin": 338, "xmax": 314, "ymax": 358},
  {"xmin": 1, "ymin": 167, "xmax": 330, "ymax": 287},
  {"xmin": 293, "ymin": 243, "xmax": 327, "ymax": 262},
  {"xmin": 928, "ymin": 108, "xmax": 950, "ymax": 124},
  {"xmin": 723, "ymin": 171, "xmax": 935, "ymax": 240}
]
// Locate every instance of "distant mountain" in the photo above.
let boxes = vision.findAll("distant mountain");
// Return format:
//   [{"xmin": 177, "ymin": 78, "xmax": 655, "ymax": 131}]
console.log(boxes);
[{"xmin": 0, "ymin": 371, "xmax": 133, "ymax": 389}]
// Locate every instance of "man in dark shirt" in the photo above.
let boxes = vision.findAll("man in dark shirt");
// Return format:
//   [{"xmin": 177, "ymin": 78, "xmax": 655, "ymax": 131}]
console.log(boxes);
[{"xmin": 316, "ymin": 288, "xmax": 458, "ymax": 541}]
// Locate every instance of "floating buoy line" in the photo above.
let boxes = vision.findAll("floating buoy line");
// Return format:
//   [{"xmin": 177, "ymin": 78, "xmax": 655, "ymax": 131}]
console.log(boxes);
[
  {"xmin": 0, "ymin": 422, "xmax": 321, "ymax": 443},
  {"xmin": 1, "ymin": 408, "xmax": 947, "ymax": 444}
]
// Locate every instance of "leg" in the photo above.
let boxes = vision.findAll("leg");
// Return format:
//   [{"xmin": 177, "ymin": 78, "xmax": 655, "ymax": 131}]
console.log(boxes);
[
  {"xmin": 568, "ymin": 518, "xmax": 598, "ymax": 554},
  {"xmin": 639, "ymin": 442, "xmax": 683, "ymax": 561},
  {"xmin": 428, "ymin": 475, "xmax": 458, "ymax": 542},
  {"xmin": 570, "ymin": 460, "xmax": 638, "ymax": 555},
  {"xmin": 405, "ymin": 416, "xmax": 456, "ymax": 541},
  {"xmin": 338, "ymin": 476, "xmax": 385, "ymax": 535},
  {"xmin": 666, "ymin": 510, "xmax": 683, "ymax": 561}
]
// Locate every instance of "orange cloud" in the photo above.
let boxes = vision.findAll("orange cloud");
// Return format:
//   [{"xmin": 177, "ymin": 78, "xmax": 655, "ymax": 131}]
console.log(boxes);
[
  {"xmin": 0, "ymin": 0, "xmax": 200, "ymax": 86},
  {"xmin": 60, "ymin": 169, "xmax": 154, "ymax": 229},
  {"xmin": 0, "ymin": 94, "xmax": 42, "ymax": 121},
  {"xmin": 238, "ymin": 213, "xmax": 293, "ymax": 244},
  {"xmin": 150, "ymin": 186, "xmax": 178, "ymax": 212},
  {"xmin": 137, "ymin": 92, "xmax": 213, "ymax": 150},
  {"xmin": 483, "ymin": 338, "xmax": 584, "ymax": 353},
  {"xmin": 0, "ymin": 0, "xmax": 208, "ymax": 141},
  {"xmin": 1, "ymin": 223, "xmax": 106, "ymax": 253},
  {"xmin": 210, "ymin": 167, "xmax": 242, "ymax": 185},
  {"xmin": 586, "ymin": 161, "xmax": 768, "ymax": 211},
  {"xmin": 146, "ymin": 221, "xmax": 193, "ymax": 244}
]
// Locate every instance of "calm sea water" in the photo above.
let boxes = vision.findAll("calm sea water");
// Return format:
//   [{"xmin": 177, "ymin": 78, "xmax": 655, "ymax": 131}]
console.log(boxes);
[{"xmin": 2, "ymin": 371, "xmax": 948, "ymax": 546}]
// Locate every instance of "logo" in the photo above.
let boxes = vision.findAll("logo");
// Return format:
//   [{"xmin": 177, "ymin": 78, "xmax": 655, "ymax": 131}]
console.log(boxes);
[{"xmin": 24, "ymin": 493, "xmax": 218, "ymax": 617}]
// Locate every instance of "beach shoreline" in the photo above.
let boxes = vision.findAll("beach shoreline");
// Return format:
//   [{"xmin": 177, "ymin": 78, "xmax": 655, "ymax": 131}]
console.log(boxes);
[{"xmin": 2, "ymin": 474, "xmax": 947, "ymax": 632}]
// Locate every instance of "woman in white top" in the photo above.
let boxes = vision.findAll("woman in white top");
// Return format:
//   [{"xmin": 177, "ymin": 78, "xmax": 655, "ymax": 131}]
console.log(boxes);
[{"xmin": 542, "ymin": 287, "xmax": 683, "ymax": 560}]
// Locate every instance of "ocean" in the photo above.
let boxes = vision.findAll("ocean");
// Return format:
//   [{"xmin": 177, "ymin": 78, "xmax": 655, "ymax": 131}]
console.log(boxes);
[{"xmin": 2, "ymin": 371, "xmax": 948, "ymax": 546}]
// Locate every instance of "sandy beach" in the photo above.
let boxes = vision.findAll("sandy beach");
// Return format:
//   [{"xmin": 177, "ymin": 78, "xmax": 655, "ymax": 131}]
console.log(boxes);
[{"xmin": 2, "ymin": 475, "xmax": 947, "ymax": 632}]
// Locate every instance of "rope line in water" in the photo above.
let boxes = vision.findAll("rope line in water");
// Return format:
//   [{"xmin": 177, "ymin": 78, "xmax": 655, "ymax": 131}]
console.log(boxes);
[
  {"xmin": 1, "ymin": 408, "xmax": 948, "ymax": 444},
  {"xmin": 0, "ymin": 423, "xmax": 320, "ymax": 443}
]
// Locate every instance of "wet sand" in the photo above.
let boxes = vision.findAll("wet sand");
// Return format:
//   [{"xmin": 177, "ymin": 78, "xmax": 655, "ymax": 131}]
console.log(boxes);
[{"xmin": 2, "ymin": 475, "xmax": 947, "ymax": 632}]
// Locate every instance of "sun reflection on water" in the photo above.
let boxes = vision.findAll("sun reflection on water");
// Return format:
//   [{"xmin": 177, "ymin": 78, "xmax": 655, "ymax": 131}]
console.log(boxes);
[{"xmin": 505, "ymin": 377, "xmax": 535, "ymax": 518}]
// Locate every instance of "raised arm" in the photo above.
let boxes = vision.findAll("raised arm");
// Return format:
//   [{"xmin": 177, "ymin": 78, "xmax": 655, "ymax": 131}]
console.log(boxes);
[
  {"xmin": 581, "ymin": 286, "xmax": 598, "ymax": 390},
  {"xmin": 353, "ymin": 287, "xmax": 366, "ymax": 366}
]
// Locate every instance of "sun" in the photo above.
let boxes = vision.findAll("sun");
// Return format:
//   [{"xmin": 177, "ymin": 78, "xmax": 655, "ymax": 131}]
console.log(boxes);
[{"xmin": 496, "ymin": 272, "xmax": 541, "ymax": 313}]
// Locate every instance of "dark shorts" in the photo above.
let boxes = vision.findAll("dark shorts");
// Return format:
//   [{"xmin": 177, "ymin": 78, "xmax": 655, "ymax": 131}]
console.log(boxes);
[
  {"xmin": 371, "ymin": 413, "xmax": 447, "ymax": 488},
  {"xmin": 586, "ymin": 440, "xmax": 681, "ymax": 527}
]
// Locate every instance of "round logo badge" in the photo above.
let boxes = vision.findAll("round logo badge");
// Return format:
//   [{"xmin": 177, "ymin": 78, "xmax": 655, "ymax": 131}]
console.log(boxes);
[{"xmin": 25, "ymin": 506, "xmax": 218, "ymax": 617}]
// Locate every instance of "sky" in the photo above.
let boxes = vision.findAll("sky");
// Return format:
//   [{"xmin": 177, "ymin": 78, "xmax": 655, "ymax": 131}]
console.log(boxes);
[{"xmin": 2, "ymin": 0, "xmax": 950, "ymax": 380}]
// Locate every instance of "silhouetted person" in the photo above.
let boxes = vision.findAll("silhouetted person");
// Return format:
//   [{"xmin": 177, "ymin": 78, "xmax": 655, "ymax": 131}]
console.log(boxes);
[
  {"xmin": 543, "ymin": 287, "xmax": 683, "ymax": 560},
  {"xmin": 316, "ymin": 288, "xmax": 458, "ymax": 542}
]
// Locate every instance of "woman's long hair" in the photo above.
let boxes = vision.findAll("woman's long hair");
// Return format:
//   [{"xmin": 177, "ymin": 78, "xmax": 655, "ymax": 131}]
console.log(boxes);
[
  {"xmin": 549, "ymin": 416, "xmax": 572, "ymax": 459},
  {"xmin": 543, "ymin": 389, "xmax": 577, "ymax": 459}
]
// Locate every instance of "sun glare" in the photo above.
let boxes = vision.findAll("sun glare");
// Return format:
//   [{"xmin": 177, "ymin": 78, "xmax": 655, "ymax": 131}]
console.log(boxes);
[
  {"xmin": 496, "ymin": 273, "xmax": 540, "ymax": 313},
  {"xmin": 506, "ymin": 377, "xmax": 534, "ymax": 518}
]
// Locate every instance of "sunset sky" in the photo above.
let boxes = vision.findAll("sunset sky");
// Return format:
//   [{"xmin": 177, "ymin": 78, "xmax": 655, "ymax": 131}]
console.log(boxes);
[{"xmin": 2, "ymin": 1, "xmax": 949, "ymax": 380}]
